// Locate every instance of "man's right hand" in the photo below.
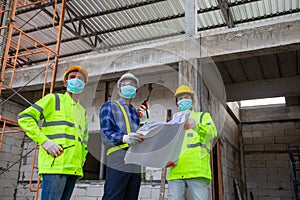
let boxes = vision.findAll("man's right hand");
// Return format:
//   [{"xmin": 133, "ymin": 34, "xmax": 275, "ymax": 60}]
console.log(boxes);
[
  {"xmin": 41, "ymin": 139, "xmax": 64, "ymax": 157},
  {"xmin": 122, "ymin": 133, "xmax": 144, "ymax": 145}
]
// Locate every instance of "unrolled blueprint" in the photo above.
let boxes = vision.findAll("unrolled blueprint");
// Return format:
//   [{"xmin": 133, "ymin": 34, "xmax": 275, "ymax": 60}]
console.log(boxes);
[{"xmin": 124, "ymin": 111, "xmax": 189, "ymax": 168}]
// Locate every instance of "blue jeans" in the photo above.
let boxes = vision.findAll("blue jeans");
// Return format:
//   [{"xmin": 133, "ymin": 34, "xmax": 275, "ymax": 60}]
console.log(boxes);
[
  {"xmin": 102, "ymin": 166, "xmax": 141, "ymax": 200},
  {"xmin": 168, "ymin": 178, "xmax": 209, "ymax": 200},
  {"xmin": 41, "ymin": 174, "xmax": 77, "ymax": 200}
]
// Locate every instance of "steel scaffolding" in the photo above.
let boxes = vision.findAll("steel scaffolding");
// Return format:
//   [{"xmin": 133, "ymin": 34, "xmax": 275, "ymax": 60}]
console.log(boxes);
[{"xmin": 0, "ymin": 0, "xmax": 66, "ymax": 199}]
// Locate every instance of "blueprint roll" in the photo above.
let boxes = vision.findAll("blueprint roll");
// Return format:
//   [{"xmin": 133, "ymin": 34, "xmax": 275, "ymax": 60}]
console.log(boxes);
[{"xmin": 124, "ymin": 111, "xmax": 190, "ymax": 168}]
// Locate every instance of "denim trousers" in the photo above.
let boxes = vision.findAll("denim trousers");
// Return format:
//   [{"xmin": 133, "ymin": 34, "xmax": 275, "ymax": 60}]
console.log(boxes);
[
  {"xmin": 168, "ymin": 178, "xmax": 209, "ymax": 200},
  {"xmin": 41, "ymin": 174, "xmax": 77, "ymax": 200},
  {"xmin": 102, "ymin": 166, "xmax": 141, "ymax": 200}
]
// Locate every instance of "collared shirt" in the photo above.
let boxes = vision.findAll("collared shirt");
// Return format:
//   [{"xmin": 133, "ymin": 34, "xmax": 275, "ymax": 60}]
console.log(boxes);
[{"xmin": 100, "ymin": 98, "xmax": 139, "ymax": 146}]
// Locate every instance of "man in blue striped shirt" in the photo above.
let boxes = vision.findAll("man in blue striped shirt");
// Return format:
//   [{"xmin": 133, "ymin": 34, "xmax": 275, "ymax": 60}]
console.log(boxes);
[{"xmin": 100, "ymin": 72, "xmax": 144, "ymax": 200}]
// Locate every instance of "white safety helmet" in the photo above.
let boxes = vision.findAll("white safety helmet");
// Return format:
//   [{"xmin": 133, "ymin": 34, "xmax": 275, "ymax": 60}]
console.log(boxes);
[{"xmin": 117, "ymin": 72, "xmax": 139, "ymax": 88}]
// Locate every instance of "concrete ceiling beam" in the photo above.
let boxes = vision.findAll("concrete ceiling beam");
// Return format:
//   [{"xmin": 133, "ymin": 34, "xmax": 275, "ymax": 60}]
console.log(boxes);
[
  {"xmin": 9, "ymin": 16, "xmax": 300, "ymax": 89},
  {"xmin": 226, "ymin": 75, "xmax": 300, "ymax": 101}
]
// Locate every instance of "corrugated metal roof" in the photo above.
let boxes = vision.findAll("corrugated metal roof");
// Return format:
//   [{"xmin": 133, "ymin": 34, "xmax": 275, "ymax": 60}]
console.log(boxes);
[{"xmin": 2, "ymin": 0, "xmax": 300, "ymax": 64}]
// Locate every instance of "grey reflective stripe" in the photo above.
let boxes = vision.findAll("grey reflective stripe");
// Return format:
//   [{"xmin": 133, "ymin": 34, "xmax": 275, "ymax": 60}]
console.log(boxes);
[
  {"xmin": 32, "ymin": 104, "xmax": 43, "ymax": 113},
  {"xmin": 17, "ymin": 114, "xmax": 35, "ymax": 120},
  {"xmin": 47, "ymin": 133, "xmax": 81, "ymax": 142},
  {"xmin": 54, "ymin": 93, "xmax": 60, "ymax": 111},
  {"xmin": 32, "ymin": 104, "xmax": 44, "ymax": 120},
  {"xmin": 42, "ymin": 121, "xmax": 75, "ymax": 127},
  {"xmin": 187, "ymin": 142, "xmax": 210, "ymax": 153},
  {"xmin": 199, "ymin": 112, "xmax": 206, "ymax": 124}
]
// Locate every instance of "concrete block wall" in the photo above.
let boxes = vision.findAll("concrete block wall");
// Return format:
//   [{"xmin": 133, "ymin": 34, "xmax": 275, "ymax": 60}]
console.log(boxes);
[
  {"xmin": 0, "ymin": 90, "xmax": 48, "ymax": 200},
  {"xmin": 71, "ymin": 181, "xmax": 167, "ymax": 200},
  {"xmin": 15, "ymin": 180, "xmax": 167, "ymax": 200},
  {"xmin": 241, "ymin": 106, "xmax": 300, "ymax": 200},
  {"xmin": 220, "ymin": 109, "xmax": 242, "ymax": 200},
  {"xmin": 15, "ymin": 181, "xmax": 40, "ymax": 200},
  {"xmin": 18, "ymin": 138, "xmax": 39, "ymax": 182},
  {"xmin": 0, "ymin": 100, "xmax": 25, "ymax": 200}
]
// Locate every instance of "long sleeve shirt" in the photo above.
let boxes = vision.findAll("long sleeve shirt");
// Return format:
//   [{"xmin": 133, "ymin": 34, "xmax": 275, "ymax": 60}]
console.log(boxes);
[{"xmin": 100, "ymin": 98, "xmax": 139, "ymax": 146}]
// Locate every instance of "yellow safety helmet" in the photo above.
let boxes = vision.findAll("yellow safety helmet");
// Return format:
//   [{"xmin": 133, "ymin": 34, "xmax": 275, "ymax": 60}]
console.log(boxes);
[
  {"xmin": 63, "ymin": 66, "xmax": 88, "ymax": 83},
  {"xmin": 174, "ymin": 85, "xmax": 194, "ymax": 99}
]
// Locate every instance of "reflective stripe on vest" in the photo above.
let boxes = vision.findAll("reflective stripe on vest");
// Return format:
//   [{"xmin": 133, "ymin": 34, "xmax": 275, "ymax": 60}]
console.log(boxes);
[
  {"xmin": 54, "ymin": 93, "xmax": 60, "ymax": 110},
  {"xmin": 106, "ymin": 100, "xmax": 131, "ymax": 156},
  {"xmin": 186, "ymin": 112, "xmax": 210, "ymax": 153},
  {"xmin": 43, "ymin": 94, "xmax": 83, "ymax": 143},
  {"xmin": 46, "ymin": 133, "xmax": 82, "ymax": 142},
  {"xmin": 42, "ymin": 120, "xmax": 75, "ymax": 127},
  {"xmin": 32, "ymin": 104, "xmax": 44, "ymax": 120},
  {"xmin": 187, "ymin": 142, "xmax": 210, "ymax": 153}
]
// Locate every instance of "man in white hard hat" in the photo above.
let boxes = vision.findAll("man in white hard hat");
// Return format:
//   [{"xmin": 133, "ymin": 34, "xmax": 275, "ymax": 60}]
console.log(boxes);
[
  {"xmin": 100, "ymin": 72, "xmax": 145, "ymax": 200},
  {"xmin": 18, "ymin": 66, "xmax": 89, "ymax": 200}
]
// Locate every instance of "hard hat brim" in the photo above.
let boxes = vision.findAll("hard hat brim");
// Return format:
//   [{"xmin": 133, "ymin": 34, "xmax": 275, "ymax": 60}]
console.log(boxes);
[{"xmin": 63, "ymin": 66, "xmax": 88, "ymax": 83}]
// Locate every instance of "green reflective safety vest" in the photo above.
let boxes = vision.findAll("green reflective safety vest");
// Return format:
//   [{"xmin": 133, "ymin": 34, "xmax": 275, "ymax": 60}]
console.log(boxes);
[
  {"xmin": 168, "ymin": 110, "xmax": 217, "ymax": 182},
  {"xmin": 17, "ymin": 93, "xmax": 88, "ymax": 178}
]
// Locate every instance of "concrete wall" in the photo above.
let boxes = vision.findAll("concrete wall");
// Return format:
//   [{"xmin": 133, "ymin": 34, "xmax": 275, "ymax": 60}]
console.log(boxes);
[
  {"xmin": 241, "ymin": 105, "xmax": 300, "ymax": 200},
  {"xmin": 220, "ymin": 105, "xmax": 242, "ymax": 200},
  {"xmin": 15, "ymin": 180, "xmax": 166, "ymax": 200},
  {"xmin": 0, "ymin": 100, "xmax": 25, "ymax": 200}
]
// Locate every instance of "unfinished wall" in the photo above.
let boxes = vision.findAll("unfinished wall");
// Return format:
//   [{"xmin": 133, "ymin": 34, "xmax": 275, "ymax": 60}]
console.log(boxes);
[
  {"xmin": 241, "ymin": 105, "xmax": 300, "ymax": 200},
  {"xmin": 220, "ymin": 105, "xmax": 243, "ymax": 200},
  {"xmin": 0, "ymin": 99, "xmax": 25, "ymax": 200}
]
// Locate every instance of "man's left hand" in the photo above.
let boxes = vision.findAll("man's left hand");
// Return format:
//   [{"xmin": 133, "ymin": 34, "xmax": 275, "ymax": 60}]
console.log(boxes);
[
  {"xmin": 184, "ymin": 118, "xmax": 196, "ymax": 130},
  {"xmin": 138, "ymin": 101, "xmax": 149, "ymax": 124},
  {"xmin": 165, "ymin": 161, "xmax": 176, "ymax": 168}
]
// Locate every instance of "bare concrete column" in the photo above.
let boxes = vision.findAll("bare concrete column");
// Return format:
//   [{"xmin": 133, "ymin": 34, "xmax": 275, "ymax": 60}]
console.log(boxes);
[
  {"xmin": 185, "ymin": 0, "xmax": 197, "ymax": 37},
  {"xmin": 178, "ymin": 59, "xmax": 203, "ymax": 112}
]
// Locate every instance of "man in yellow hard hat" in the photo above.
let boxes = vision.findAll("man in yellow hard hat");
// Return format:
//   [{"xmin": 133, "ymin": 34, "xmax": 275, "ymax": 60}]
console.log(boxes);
[
  {"xmin": 166, "ymin": 85, "xmax": 217, "ymax": 200},
  {"xmin": 18, "ymin": 66, "xmax": 89, "ymax": 200}
]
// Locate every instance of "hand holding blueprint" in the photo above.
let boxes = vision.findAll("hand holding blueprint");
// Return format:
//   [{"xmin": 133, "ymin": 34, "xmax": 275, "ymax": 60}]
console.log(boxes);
[{"xmin": 124, "ymin": 111, "xmax": 190, "ymax": 168}]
